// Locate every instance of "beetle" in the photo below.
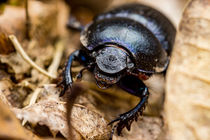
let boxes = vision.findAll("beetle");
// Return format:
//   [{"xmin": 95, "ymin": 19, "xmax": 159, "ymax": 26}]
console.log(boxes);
[{"xmin": 59, "ymin": 3, "xmax": 176, "ymax": 139}]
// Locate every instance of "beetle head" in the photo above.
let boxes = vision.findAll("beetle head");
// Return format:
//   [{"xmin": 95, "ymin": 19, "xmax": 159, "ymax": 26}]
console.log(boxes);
[{"xmin": 92, "ymin": 46, "xmax": 134, "ymax": 88}]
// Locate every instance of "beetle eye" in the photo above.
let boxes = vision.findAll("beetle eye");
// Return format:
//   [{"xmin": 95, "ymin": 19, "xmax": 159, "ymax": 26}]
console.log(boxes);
[{"xmin": 95, "ymin": 47, "xmax": 128, "ymax": 74}]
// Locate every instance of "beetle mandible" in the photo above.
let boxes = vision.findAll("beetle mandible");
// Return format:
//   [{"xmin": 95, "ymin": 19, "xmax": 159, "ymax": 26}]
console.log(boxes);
[{"xmin": 59, "ymin": 3, "xmax": 176, "ymax": 139}]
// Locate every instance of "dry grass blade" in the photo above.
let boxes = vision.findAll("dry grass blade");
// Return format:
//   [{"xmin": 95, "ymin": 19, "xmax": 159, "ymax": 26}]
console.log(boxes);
[{"xmin": 8, "ymin": 35, "xmax": 56, "ymax": 79}]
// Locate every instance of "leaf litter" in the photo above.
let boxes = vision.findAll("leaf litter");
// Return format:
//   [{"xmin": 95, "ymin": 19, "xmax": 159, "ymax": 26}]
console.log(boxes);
[{"xmin": 0, "ymin": 0, "xmax": 190, "ymax": 140}]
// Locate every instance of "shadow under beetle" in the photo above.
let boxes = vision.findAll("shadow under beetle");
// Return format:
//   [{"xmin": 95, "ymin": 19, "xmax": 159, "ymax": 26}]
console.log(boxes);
[{"xmin": 59, "ymin": 3, "xmax": 176, "ymax": 139}]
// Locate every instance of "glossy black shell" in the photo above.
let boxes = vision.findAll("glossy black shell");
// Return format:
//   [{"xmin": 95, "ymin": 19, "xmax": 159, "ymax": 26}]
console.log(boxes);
[{"xmin": 80, "ymin": 3, "xmax": 176, "ymax": 73}]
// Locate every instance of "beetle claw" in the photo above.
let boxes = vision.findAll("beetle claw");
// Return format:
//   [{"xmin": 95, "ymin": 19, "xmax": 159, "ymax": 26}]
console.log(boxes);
[
  {"xmin": 56, "ymin": 79, "xmax": 65, "ymax": 88},
  {"xmin": 108, "ymin": 93, "xmax": 148, "ymax": 139},
  {"xmin": 108, "ymin": 108, "xmax": 145, "ymax": 139},
  {"xmin": 57, "ymin": 78, "xmax": 72, "ymax": 97},
  {"xmin": 59, "ymin": 83, "xmax": 72, "ymax": 97}
]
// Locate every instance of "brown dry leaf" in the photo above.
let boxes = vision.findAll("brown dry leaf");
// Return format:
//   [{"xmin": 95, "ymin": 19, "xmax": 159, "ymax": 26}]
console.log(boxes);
[
  {"xmin": 0, "ymin": 69, "xmax": 29, "ymax": 108},
  {"xmin": 0, "ymin": 33, "xmax": 15, "ymax": 54},
  {"xmin": 13, "ymin": 93, "xmax": 69, "ymax": 138},
  {"xmin": 165, "ymin": 0, "xmax": 210, "ymax": 140},
  {"xmin": 0, "ymin": 99, "xmax": 42, "ymax": 140}
]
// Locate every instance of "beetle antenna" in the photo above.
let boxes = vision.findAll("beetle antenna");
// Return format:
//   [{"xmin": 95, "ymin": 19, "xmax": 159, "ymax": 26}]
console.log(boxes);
[
  {"xmin": 76, "ymin": 63, "xmax": 95, "ymax": 81},
  {"xmin": 75, "ymin": 67, "xmax": 87, "ymax": 81}
]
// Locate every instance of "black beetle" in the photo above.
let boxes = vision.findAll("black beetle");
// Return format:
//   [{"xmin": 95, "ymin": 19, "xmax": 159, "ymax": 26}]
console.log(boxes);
[{"xmin": 59, "ymin": 3, "xmax": 176, "ymax": 139}]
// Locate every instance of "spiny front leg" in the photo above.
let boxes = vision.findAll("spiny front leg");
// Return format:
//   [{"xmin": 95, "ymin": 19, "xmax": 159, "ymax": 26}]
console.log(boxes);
[
  {"xmin": 58, "ymin": 50, "xmax": 81, "ymax": 96},
  {"xmin": 108, "ymin": 87, "xmax": 149, "ymax": 139}
]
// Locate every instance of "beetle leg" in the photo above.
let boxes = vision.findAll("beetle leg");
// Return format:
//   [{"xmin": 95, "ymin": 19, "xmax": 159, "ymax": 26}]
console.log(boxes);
[
  {"xmin": 108, "ymin": 87, "xmax": 149, "ymax": 139},
  {"xmin": 58, "ymin": 50, "xmax": 94, "ymax": 96},
  {"xmin": 58, "ymin": 50, "xmax": 81, "ymax": 96}
]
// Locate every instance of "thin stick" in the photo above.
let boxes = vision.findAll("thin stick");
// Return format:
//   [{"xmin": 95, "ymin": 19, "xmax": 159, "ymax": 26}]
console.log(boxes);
[
  {"xmin": 47, "ymin": 41, "xmax": 64, "ymax": 77},
  {"xmin": 25, "ymin": 0, "xmax": 30, "ymax": 40},
  {"xmin": 9, "ymin": 35, "xmax": 56, "ymax": 79}
]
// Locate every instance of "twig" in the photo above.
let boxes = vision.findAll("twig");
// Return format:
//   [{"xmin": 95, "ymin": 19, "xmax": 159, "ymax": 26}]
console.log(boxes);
[
  {"xmin": 47, "ymin": 41, "xmax": 64, "ymax": 77},
  {"xmin": 9, "ymin": 35, "xmax": 56, "ymax": 79},
  {"xmin": 25, "ymin": 0, "xmax": 31, "ymax": 40}
]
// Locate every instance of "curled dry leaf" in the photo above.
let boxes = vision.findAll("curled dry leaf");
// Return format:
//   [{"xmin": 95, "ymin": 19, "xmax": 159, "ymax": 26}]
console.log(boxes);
[
  {"xmin": 13, "ymin": 85, "xmax": 71, "ymax": 138},
  {"xmin": 13, "ymin": 84, "xmax": 110, "ymax": 139},
  {"xmin": 165, "ymin": 0, "xmax": 210, "ymax": 140},
  {"xmin": 0, "ymin": 33, "xmax": 15, "ymax": 54}
]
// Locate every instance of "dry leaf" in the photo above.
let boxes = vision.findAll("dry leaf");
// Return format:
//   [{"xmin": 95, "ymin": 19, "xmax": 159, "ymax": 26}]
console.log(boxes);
[
  {"xmin": 165, "ymin": 0, "xmax": 210, "ymax": 140},
  {"xmin": 0, "ymin": 69, "xmax": 29, "ymax": 108},
  {"xmin": 0, "ymin": 70, "xmax": 12, "ymax": 106},
  {"xmin": 13, "ymin": 84, "xmax": 110, "ymax": 139},
  {"xmin": 0, "ymin": 33, "xmax": 15, "ymax": 54}
]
